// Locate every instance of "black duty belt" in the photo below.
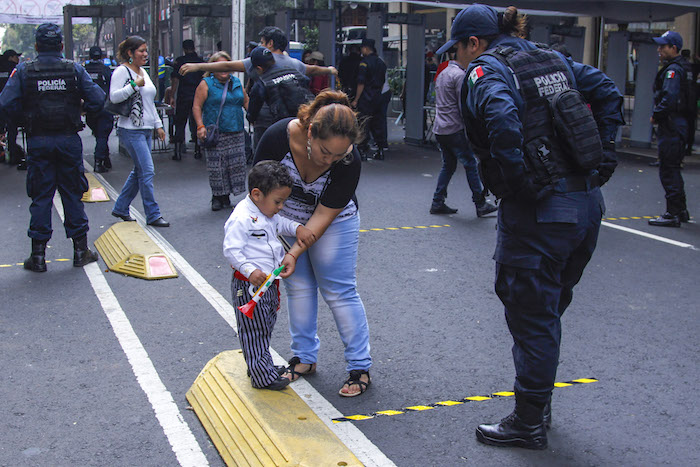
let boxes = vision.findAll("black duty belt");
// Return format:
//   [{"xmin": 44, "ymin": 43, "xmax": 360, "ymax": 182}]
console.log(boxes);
[{"xmin": 560, "ymin": 174, "xmax": 600, "ymax": 193}]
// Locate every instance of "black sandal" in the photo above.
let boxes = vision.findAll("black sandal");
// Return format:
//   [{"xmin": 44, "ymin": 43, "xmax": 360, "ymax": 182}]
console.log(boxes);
[
  {"xmin": 339, "ymin": 369, "xmax": 371, "ymax": 397},
  {"xmin": 284, "ymin": 356, "xmax": 317, "ymax": 382}
]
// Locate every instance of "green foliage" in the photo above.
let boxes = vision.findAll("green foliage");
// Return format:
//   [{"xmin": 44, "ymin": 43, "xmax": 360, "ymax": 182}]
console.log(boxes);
[
  {"xmin": 0, "ymin": 24, "xmax": 38, "ymax": 57},
  {"xmin": 301, "ymin": 26, "xmax": 318, "ymax": 51},
  {"xmin": 387, "ymin": 67, "xmax": 405, "ymax": 96}
]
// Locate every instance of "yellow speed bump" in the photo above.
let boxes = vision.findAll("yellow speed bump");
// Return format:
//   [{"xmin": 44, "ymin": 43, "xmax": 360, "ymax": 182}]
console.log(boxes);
[
  {"xmin": 186, "ymin": 350, "xmax": 362, "ymax": 467},
  {"xmin": 81, "ymin": 173, "xmax": 110, "ymax": 202},
  {"xmin": 94, "ymin": 222, "xmax": 177, "ymax": 280}
]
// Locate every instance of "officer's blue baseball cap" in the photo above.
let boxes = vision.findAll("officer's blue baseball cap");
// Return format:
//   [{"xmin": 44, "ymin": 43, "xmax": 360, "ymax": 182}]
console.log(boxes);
[
  {"xmin": 250, "ymin": 46, "xmax": 274, "ymax": 68},
  {"xmin": 436, "ymin": 4, "xmax": 499, "ymax": 55},
  {"xmin": 35, "ymin": 23, "xmax": 63, "ymax": 46},
  {"xmin": 653, "ymin": 31, "xmax": 683, "ymax": 50}
]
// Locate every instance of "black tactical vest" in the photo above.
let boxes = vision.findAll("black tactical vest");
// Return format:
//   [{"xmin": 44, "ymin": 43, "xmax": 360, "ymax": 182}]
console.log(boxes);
[
  {"xmin": 261, "ymin": 67, "xmax": 314, "ymax": 122},
  {"xmin": 84, "ymin": 60, "xmax": 108, "ymax": 93},
  {"xmin": 485, "ymin": 45, "xmax": 583, "ymax": 186},
  {"xmin": 24, "ymin": 59, "xmax": 82, "ymax": 135},
  {"xmin": 655, "ymin": 57, "xmax": 696, "ymax": 118}
]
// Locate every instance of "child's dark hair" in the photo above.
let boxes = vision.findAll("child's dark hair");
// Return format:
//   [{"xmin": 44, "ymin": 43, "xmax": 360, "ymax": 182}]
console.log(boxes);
[{"xmin": 248, "ymin": 161, "xmax": 293, "ymax": 195}]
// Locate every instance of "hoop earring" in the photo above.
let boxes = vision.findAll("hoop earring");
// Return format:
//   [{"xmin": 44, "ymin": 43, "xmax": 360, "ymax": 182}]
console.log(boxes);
[
  {"xmin": 128, "ymin": 57, "xmax": 133, "ymax": 64},
  {"xmin": 306, "ymin": 139, "xmax": 312, "ymax": 160}
]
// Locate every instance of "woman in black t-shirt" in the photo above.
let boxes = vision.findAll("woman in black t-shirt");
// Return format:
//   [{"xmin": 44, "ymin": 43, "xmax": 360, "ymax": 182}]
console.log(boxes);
[{"xmin": 254, "ymin": 91, "xmax": 372, "ymax": 397}]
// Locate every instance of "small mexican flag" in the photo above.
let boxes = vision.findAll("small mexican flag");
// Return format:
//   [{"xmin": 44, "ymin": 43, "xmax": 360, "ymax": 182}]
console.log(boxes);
[
  {"xmin": 666, "ymin": 70, "xmax": 675, "ymax": 79},
  {"xmin": 468, "ymin": 66, "xmax": 484, "ymax": 88}
]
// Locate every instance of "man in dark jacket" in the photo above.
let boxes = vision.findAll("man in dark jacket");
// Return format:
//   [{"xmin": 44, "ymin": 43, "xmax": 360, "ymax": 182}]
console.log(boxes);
[
  {"xmin": 84, "ymin": 46, "xmax": 113, "ymax": 173},
  {"xmin": 171, "ymin": 39, "xmax": 204, "ymax": 160},
  {"xmin": 0, "ymin": 49, "xmax": 23, "ymax": 167},
  {"xmin": 352, "ymin": 38, "xmax": 387, "ymax": 160},
  {"xmin": 648, "ymin": 31, "xmax": 691, "ymax": 227}
]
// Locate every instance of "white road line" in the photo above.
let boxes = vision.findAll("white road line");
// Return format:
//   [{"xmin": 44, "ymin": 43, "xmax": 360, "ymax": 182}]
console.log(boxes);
[
  {"xmin": 54, "ymin": 193, "xmax": 209, "ymax": 467},
  {"xmin": 602, "ymin": 221, "xmax": 698, "ymax": 250},
  {"xmin": 91, "ymin": 171, "xmax": 396, "ymax": 467}
]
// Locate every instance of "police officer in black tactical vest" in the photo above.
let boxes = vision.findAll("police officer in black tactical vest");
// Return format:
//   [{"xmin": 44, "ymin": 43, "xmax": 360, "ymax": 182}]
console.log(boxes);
[
  {"xmin": 84, "ymin": 46, "xmax": 114, "ymax": 173},
  {"xmin": 648, "ymin": 31, "xmax": 692, "ymax": 227},
  {"xmin": 0, "ymin": 23, "xmax": 105, "ymax": 272},
  {"xmin": 352, "ymin": 38, "xmax": 387, "ymax": 161},
  {"xmin": 0, "ymin": 49, "xmax": 24, "ymax": 167}
]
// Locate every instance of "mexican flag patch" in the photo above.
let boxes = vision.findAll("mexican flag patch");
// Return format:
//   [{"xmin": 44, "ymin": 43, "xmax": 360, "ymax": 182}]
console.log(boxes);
[
  {"xmin": 666, "ymin": 70, "xmax": 675, "ymax": 79},
  {"xmin": 468, "ymin": 66, "xmax": 484, "ymax": 87}
]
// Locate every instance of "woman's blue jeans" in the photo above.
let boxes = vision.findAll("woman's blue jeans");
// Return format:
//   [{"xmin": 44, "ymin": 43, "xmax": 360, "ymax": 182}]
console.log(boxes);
[
  {"xmin": 113, "ymin": 128, "xmax": 162, "ymax": 223},
  {"xmin": 283, "ymin": 214, "xmax": 371, "ymax": 372}
]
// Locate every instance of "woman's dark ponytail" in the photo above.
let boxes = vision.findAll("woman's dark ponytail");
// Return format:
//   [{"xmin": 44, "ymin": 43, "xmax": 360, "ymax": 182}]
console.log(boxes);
[{"xmin": 499, "ymin": 6, "xmax": 527, "ymax": 38}]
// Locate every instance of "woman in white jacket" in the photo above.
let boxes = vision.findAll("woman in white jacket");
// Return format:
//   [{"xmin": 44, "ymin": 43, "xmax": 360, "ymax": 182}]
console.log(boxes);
[{"xmin": 110, "ymin": 36, "xmax": 169, "ymax": 227}]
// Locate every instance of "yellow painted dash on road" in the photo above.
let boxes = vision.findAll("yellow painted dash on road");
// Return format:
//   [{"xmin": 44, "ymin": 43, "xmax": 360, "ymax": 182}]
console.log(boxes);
[{"xmin": 332, "ymin": 377, "xmax": 598, "ymax": 424}]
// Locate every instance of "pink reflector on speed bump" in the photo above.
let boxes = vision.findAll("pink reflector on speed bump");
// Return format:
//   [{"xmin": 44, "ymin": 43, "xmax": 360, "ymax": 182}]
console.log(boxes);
[
  {"xmin": 90, "ymin": 188, "xmax": 108, "ymax": 201},
  {"xmin": 149, "ymin": 256, "xmax": 174, "ymax": 277}
]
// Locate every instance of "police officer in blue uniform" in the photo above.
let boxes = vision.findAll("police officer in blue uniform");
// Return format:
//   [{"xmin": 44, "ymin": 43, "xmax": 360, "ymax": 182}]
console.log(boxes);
[
  {"xmin": 439, "ymin": 5, "xmax": 623, "ymax": 449},
  {"xmin": 84, "ymin": 46, "xmax": 113, "ymax": 173},
  {"xmin": 352, "ymin": 38, "xmax": 387, "ymax": 160},
  {"xmin": 648, "ymin": 31, "xmax": 691, "ymax": 227},
  {"xmin": 0, "ymin": 23, "xmax": 105, "ymax": 272}
]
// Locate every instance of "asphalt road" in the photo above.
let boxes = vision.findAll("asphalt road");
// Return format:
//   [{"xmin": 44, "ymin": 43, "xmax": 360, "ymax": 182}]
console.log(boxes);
[{"xmin": 1, "ymin": 128, "xmax": 699, "ymax": 466}]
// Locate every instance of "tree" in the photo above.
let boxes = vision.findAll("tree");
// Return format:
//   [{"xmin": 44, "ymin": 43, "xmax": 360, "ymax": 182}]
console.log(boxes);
[{"xmin": 0, "ymin": 24, "xmax": 39, "ymax": 58}]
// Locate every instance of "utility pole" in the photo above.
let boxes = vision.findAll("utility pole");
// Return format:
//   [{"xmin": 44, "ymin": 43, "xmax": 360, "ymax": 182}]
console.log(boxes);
[{"xmin": 150, "ymin": 0, "xmax": 160, "ymax": 86}]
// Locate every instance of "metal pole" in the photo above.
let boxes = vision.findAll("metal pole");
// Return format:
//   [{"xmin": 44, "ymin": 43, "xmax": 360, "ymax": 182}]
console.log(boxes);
[{"xmin": 150, "ymin": 0, "xmax": 159, "ymax": 85}]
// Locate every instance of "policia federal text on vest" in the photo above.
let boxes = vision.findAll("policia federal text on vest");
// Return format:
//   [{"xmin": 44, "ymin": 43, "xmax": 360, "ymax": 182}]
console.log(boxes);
[
  {"xmin": 24, "ymin": 58, "xmax": 83, "ymax": 135},
  {"xmin": 471, "ymin": 45, "xmax": 604, "ymax": 199},
  {"xmin": 261, "ymin": 67, "xmax": 314, "ymax": 121}
]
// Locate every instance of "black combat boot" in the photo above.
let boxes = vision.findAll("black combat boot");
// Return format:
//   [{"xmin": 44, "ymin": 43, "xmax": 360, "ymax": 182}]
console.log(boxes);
[
  {"xmin": 94, "ymin": 160, "xmax": 108, "ymax": 173},
  {"xmin": 103, "ymin": 154, "xmax": 112, "ymax": 169},
  {"xmin": 24, "ymin": 239, "xmax": 48, "ymax": 272},
  {"xmin": 543, "ymin": 400, "xmax": 552, "ymax": 429},
  {"xmin": 475, "ymin": 397, "xmax": 548, "ymax": 450},
  {"xmin": 73, "ymin": 235, "xmax": 99, "ymax": 267},
  {"xmin": 172, "ymin": 142, "xmax": 182, "ymax": 161}
]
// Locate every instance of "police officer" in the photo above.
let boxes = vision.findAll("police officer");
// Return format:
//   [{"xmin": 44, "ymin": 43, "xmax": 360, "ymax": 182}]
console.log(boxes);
[
  {"xmin": 442, "ymin": 5, "xmax": 623, "ymax": 449},
  {"xmin": 0, "ymin": 49, "xmax": 23, "ymax": 167},
  {"xmin": 352, "ymin": 38, "xmax": 387, "ymax": 160},
  {"xmin": 84, "ymin": 46, "xmax": 113, "ymax": 173},
  {"xmin": 648, "ymin": 31, "xmax": 691, "ymax": 227},
  {"xmin": 0, "ymin": 23, "xmax": 105, "ymax": 272},
  {"xmin": 171, "ymin": 39, "xmax": 204, "ymax": 160}
]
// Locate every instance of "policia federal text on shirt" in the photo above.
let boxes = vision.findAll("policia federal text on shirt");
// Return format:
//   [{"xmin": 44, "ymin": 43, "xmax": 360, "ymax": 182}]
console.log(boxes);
[
  {"xmin": 0, "ymin": 23, "xmax": 105, "ymax": 272},
  {"xmin": 438, "ymin": 4, "xmax": 624, "ymax": 450}
]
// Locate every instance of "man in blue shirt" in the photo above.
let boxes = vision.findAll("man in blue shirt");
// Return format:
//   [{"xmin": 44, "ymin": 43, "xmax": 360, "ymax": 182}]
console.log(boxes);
[{"xmin": 0, "ymin": 23, "xmax": 105, "ymax": 272}]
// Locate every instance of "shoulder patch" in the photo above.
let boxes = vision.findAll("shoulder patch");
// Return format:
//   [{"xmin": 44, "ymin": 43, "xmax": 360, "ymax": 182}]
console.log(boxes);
[
  {"xmin": 468, "ymin": 66, "xmax": 484, "ymax": 88},
  {"xmin": 666, "ymin": 70, "xmax": 675, "ymax": 79}
]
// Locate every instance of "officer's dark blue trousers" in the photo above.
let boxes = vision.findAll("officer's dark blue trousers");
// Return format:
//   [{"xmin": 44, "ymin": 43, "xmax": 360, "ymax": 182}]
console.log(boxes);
[
  {"xmin": 657, "ymin": 118, "xmax": 688, "ymax": 215},
  {"xmin": 358, "ymin": 98, "xmax": 387, "ymax": 150},
  {"xmin": 494, "ymin": 183, "xmax": 605, "ymax": 405},
  {"xmin": 26, "ymin": 134, "xmax": 89, "ymax": 241},
  {"xmin": 86, "ymin": 110, "xmax": 114, "ymax": 162}
]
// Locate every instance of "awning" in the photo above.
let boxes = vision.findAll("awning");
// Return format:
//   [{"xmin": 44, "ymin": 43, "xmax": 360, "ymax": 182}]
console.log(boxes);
[{"xmin": 339, "ymin": 0, "xmax": 699, "ymax": 23}]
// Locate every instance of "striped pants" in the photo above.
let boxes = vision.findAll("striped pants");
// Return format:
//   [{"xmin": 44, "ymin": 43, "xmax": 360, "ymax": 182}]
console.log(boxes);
[{"xmin": 231, "ymin": 272, "xmax": 281, "ymax": 388}]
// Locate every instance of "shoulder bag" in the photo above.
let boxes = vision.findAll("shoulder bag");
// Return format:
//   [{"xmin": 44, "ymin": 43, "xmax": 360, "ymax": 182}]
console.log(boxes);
[
  {"xmin": 201, "ymin": 78, "xmax": 230, "ymax": 148},
  {"xmin": 104, "ymin": 65, "xmax": 137, "ymax": 117}
]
